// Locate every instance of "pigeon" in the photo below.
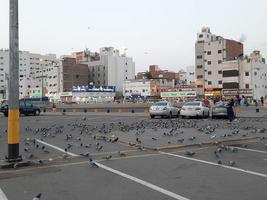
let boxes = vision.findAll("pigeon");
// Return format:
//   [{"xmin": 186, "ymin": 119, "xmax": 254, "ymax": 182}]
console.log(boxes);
[
  {"xmin": 96, "ymin": 145, "xmax": 103, "ymax": 151},
  {"xmin": 118, "ymin": 151, "xmax": 126, "ymax": 157},
  {"xmin": 229, "ymin": 161, "xmax": 236, "ymax": 166},
  {"xmin": 184, "ymin": 151, "xmax": 195, "ymax": 157},
  {"xmin": 24, "ymin": 147, "xmax": 30, "ymax": 153},
  {"xmin": 89, "ymin": 158, "xmax": 99, "ymax": 168},
  {"xmin": 80, "ymin": 152, "xmax": 90, "ymax": 157},
  {"xmin": 188, "ymin": 136, "xmax": 196, "ymax": 141},
  {"xmin": 104, "ymin": 155, "xmax": 112, "ymax": 160},
  {"xmin": 264, "ymin": 144, "xmax": 267, "ymax": 149},
  {"xmin": 112, "ymin": 137, "xmax": 119, "ymax": 143},
  {"xmin": 152, "ymin": 137, "xmax": 157, "ymax": 141},
  {"xmin": 217, "ymin": 160, "xmax": 222, "ymax": 164},
  {"xmin": 43, "ymin": 149, "xmax": 50, "ymax": 154},
  {"xmin": 177, "ymin": 138, "xmax": 184, "ymax": 143},
  {"xmin": 32, "ymin": 193, "xmax": 42, "ymax": 200}
]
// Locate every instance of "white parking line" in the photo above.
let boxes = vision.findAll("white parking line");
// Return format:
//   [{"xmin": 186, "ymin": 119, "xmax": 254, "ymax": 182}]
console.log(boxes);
[
  {"xmin": 34, "ymin": 140, "xmax": 190, "ymax": 200},
  {"xmin": 36, "ymin": 139, "xmax": 78, "ymax": 157},
  {"xmin": 96, "ymin": 162, "xmax": 190, "ymax": 200},
  {"xmin": 160, "ymin": 151, "xmax": 267, "ymax": 179},
  {"xmin": 228, "ymin": 146, "xmax": 267, "ymax": 154},
  {"xmin": 0, "ymin": 188, "xmax": 8, "ymax": 200}
]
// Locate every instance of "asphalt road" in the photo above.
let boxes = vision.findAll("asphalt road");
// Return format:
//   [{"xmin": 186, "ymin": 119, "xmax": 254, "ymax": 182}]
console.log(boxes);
[{"xmin": 0, "ymin": 113, "xmax": 267, "ymax": 200}]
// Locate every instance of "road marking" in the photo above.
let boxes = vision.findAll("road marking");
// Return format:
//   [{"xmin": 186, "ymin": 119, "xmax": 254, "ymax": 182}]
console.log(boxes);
[
  {"xmin": 160, "ymin": 151, "xmax": 267, "ymax": 179},
  {"xmin": 95, "ymin": 162, "xmax": 190, "ymax": 200},
  {"xmin": 36, "ymin": 139, "xmax": 78, "ymax": 157},
  {"xmin": 228, "ymin": 146, "xmax": 267, "ymax": 154},
  {"xmin": 0, "ymin": 188, "xmax": 8, "ymax": 200}
]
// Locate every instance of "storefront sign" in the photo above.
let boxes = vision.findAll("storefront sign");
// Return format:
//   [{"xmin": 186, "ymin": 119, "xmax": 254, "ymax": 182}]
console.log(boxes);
[
  {"xmin": 223, "ymin": 89, "xmax": 238, "ymax": 96},
  {"xmin": 161, "ymin": 91, "xmax": 196, "ymax": 98},
  {"xmin": 73, "ymin": 85, "xmax": 116, "ymax": 93}
]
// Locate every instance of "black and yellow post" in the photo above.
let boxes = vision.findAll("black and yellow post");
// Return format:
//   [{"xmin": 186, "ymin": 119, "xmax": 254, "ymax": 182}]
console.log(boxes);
[{"xmin": 7, "ymin": 0, "xmax": 21, "ymax": 162}]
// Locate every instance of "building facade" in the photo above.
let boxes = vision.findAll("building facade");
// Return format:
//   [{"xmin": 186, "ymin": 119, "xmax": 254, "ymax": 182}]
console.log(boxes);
[
  {"xmin": 195, "ymin": 27, "xmax": 243, "ymax": 96},
  {"xmin": 74, "ymin": 47, "xmax": 135, "ymax": 92},
  {"xmin": 59, "ymin": 57, "xmax": 89, "ymax": 93},
  {"xmin": 222, "ymin": 51, "xmax": 267, "ymax": 100},
  {"xmin": 0, "ymin": 49, "xmax": 59, "ymax": 100}
]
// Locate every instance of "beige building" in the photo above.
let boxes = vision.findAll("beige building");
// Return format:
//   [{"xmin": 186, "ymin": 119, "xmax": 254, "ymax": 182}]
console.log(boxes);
[
  {"xmin": 195, "ymin": 27, "xmax": 243, "ymax": 96},
  {"xmin": 222, "ymin": 51, "xmax": 267, "ymax": 100}
]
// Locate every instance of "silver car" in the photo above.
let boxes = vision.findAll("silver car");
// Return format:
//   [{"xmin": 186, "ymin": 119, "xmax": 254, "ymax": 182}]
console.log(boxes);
[
  {"xmin": 149, "ymin": 101, "xmax": 180, "ymax": 118},
  {"xmin": 180, "ymin": 101, "xmax": 210, "ymax": 118}
]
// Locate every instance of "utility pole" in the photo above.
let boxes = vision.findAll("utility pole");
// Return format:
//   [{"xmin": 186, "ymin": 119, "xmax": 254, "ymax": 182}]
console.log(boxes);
[{"xmin": 7, "ymin": 0, "xmax": 21, "ymax": 162}]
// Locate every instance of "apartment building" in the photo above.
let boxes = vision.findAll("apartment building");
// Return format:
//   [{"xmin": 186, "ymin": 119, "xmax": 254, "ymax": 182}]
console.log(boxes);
[
  {"xmin": 74, "ymin": 47, "xmax": 135, "ymax": 92},
  {"xmin": 0, "ymin": 49, "xmax": 59, "ymax": 99},
  {"xmin": 195, "ymin": 27, "xmax": 243, "ymax": 96},
  {"xmin": 222, "ymin": 50, "xmax": 267, "ymax": 100}
]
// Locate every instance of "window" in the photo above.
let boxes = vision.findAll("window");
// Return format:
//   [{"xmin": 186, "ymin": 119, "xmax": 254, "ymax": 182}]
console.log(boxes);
[
  {"xmin": 76, "ymin": 74, "xmax": 79, "ymax": 78},
  {"xmin": 207, "ymin": 61, "xmax": 211, "ymax": 65},
  {"xmin": 208, "ymin": 71, "xmax": 212, "ymax": 75},
  {"xmin": 245, "ymin": 84, "xmax": 249, "ymax": 89},
  {"xmin": 218, "ymin": 80, "xmax": 222, "ymax": 84},
  {"xmin": 218, "ymin": 50, "xmax": 222, "ymax": 54},
  {"xmin": 196, "ymin": 55, "xmax": 203, "ymax": 59},
  {"xmin": 218, "ymin": 60, "xmax": 222, "ymax": 64},
  {"xmin": 208, "ymin": 81, "xmax": 212, "ymax": 85},
  {"xmin": 199, "ymin": 34, "xmax": 203, "ymax": 38},
  {"xmin": 197, "ymin": 65, "xmax": 203, "ymax": 69},
  {"xmin": 197, "ymin": 85, "xmax": 203, "ymax": 88},
  {"xmin": 245, "ymin": 72, "xmax": 249, "ymax": 76},
  {"xmin": 218, "ymin": 70, "xmax": 222, "ymax": 74},
  {"xmin": 197, "ymin": 75, "xmax": 203, "ymax": 79},
  {"xmin": 207, "ymin": 51, "xmax": 211, "ymax": 55},
  {"xmin": 254, "ymin": 72, "xmax": 257, "ymax": 76},
  {"xmin": 142, "ymin": 89, "xmax": 145, "ymax": 93},
  {"xmin": 223, "ymin": 82, "xmax": 239, "ymax": 89},
  {"xmin": 223, "ymin": 70, "xmax": 239, "ymax": 77}
]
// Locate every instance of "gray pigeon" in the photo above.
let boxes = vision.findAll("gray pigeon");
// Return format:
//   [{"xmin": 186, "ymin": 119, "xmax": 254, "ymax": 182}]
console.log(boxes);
[
  {"xmin": 89, "ymin": 158, "xmax": 99, "ymax": 168},
  {"xmin": 32, "ymin": 193, "xmax": 42, "ymax": 200}
]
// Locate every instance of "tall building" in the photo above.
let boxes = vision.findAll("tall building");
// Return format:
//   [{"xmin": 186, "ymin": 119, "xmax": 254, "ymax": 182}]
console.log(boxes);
[
  {"xmin": 195, "ymin": 27, "xmax": 243, "ymax": 96},
  {"xmin": 222, "ymin": 50, "xmax": 267, "ymax": 100},
  {"xmin": 74, "ymin": 47, "xmax": 135, "ymax": 92},
  {"xmin": 0, "ymin": 49, "xmax": 59, "ymax": 99}
]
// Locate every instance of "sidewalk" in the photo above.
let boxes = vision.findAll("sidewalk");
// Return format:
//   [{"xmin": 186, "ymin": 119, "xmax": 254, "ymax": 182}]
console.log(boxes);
[{"xmin": 236, "ymin": 106, "xmax": 267, "ymax": 118}]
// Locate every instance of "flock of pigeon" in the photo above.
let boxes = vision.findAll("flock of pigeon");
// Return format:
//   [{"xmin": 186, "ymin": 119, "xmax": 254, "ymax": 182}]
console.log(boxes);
[{"xmin": 0, "ymin": 116, "xmax": 266, "ymax": 200}]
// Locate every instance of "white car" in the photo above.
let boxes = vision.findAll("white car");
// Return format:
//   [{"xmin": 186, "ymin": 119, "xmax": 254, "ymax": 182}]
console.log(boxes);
[
  {"xmin": 149, "ymin": 101, "xmax": 180, "ymax": 118},
  {"xmin": 180, "ymin": 101, "xmax": 210, "ymax": 118}
]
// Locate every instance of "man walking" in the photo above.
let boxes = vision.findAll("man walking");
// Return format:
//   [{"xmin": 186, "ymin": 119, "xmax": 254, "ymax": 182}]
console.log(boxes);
[
  {"xmin": 227, "ymin": 98, "xmax": 235, "ymax": 122},
  {"xmin": 261, "ymin": 96, "xmax": 264, "ymax": 106}
]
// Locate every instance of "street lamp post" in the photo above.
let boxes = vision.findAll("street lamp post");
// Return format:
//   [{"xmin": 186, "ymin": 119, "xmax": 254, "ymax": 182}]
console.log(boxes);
[{"xmin": 7, "ymin": 0, "xmax": 21, "ymax": 162}]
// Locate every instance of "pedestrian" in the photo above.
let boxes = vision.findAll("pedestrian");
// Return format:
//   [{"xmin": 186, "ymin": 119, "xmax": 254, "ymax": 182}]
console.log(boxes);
[
  {"xmin": 261, "ymin": 96, "xmax": 264, "ymax": 105},
  {"xmin": 227, "ymin": 98, "xmax": 235, "ymax": 122}
]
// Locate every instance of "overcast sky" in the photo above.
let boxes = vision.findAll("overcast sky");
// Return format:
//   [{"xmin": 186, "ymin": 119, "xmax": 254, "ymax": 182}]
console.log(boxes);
[{"xmin": 1, "ymin": 0, "xmax": 267, "ymax": 72}]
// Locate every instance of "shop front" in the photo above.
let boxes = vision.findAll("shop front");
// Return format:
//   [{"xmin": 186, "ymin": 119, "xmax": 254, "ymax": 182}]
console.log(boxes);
[{"xmin": 161, "ymin": 88, "xmax": 197, "ymax": 102}]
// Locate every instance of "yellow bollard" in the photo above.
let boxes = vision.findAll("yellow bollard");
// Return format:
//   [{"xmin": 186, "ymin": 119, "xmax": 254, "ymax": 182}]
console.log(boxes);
[
  {"xmin": 144, "ymin": 107, "xmax": 149, "ymax": 113},
  {"xmin": 72, "ymin": 108, "xmax": 76, "ymax": 112},
  {"xmin": 94, "ymin": 108, "xmax": 99, "ymax": 113}
]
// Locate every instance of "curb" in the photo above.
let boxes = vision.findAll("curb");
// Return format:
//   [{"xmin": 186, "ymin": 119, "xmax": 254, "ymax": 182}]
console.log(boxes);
[{"xmin": 152, "ymin": 136, "xmax": 259, "ymax": 151}]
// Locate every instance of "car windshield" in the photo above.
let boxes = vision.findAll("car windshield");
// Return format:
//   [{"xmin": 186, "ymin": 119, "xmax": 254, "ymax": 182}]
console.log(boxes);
[
  {"xmin": 1, "ymin": 101, "xmax": 8, "ymax": 107},
  {"xmin": 185, "ymin": 102, "xmax": 200, "ymax": 106},
  {"xmin": 153, "ymin": 102, "xmax": 167, "ymax": 106}
]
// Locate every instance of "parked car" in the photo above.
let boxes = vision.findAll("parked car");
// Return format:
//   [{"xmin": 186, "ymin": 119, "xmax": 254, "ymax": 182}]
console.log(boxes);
[
  {"xmin": 180, "ymin": 101, "xmax": 210, "ymax": 118},
  {"xmin": 211, "ymin": 102, "xmax": 236, "ymax": 119},
  {"xmin": 0, "ymin": 100, "xmax": 41, "ymax": 117},
  {"xmin": 149, "ymin": 101, "xmax": 180, "ymax": 118}
]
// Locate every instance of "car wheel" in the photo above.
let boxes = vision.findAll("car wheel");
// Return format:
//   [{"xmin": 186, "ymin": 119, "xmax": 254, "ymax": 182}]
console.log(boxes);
[
  {"xmin": 212, "ymin": 115, "xmax": 216, "ymax": 119},
  {"xmin": 150, "ymin": 115, "xmax": 155, "ymax": 119},
  {"xmin": 4, "ymin": 113, "xmax": 8, "ymax": 117},
  {"xmin": 169, "ymin": 112, "xmax": 172, "ymax": 118},
  {"xmin": 207, "ymin": 111, "xmax": 210, "ymax": 118},
  {"xmin": 181, "ymin": 115, "xmax": 185, "ymax": 119},
  {"xmin": 34, "ymin": 110, "xmax": 40, "ymax": 116},
  {"xmin": 202, "ymin": 111, "xmax": 205, "ymax": 119}
]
